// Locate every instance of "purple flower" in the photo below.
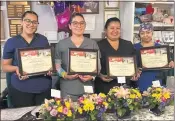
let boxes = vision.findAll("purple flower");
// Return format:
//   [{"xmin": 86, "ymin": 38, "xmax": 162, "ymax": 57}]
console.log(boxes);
[
  {"xmin": 50, "ymin": 109, "xmax": 58, "ymax": 117},
  {"xmin": 160, "ymin": 101, "xmax": 166, "ymax": 106},
  {"xmin": 99, "ymin": 108, "xmax": 104, "ymax": 112},
  {"xmin": 97, "ymin": 112, "xmax": 102, "ymax": 117}
]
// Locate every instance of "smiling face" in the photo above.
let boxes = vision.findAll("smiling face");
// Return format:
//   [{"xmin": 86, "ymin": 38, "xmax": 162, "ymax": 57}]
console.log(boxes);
[
  {"xmin": 105, "ymin": 21, "xmax": 121, "ymax": 41},
  {"xmin": 139, "ymin": 30, "xmax": 153, "ymax": 43},
  {"xmin": 69, "ymin": 16, "xmax": 86, "ymax": 36},
  {"xmin": 21, "ymin": 13, "xmax": 39, "ymax": 35}
]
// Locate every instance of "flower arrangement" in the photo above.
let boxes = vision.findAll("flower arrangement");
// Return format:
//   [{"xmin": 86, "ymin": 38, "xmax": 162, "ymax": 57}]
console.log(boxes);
[
  {"xmin": 107, "ymin": 86, "xmax": 142, "ymax": 118},
  {"xmin": 39, "ymin": 97, "xmax": 75, "ymax": 121},
  {"xmin": 142, "ymin": 86, "xmax": 174, "ymax": 115},
  {"xmin": 76, "ymin": 93, "xmax": 108, "ymax": 121}
]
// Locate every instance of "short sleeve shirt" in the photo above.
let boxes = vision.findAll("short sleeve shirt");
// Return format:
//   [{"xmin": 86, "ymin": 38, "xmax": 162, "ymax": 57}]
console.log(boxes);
[{"xmin": 3, "ymin": 33, "xmax": 52, "ymax": 93}]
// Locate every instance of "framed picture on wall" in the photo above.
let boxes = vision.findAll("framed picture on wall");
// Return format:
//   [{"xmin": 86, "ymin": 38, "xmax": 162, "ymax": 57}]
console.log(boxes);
[
  {"xmin": 104, "ymin": 1, "xmax": 119, "ymax": 9},
  {"xmin": 71, "ymin": 1, "xmax": 99, "ymax": 14},
  {"xmin": 104, "ymin": 10, "xmax": 120, "ymax": 23}
]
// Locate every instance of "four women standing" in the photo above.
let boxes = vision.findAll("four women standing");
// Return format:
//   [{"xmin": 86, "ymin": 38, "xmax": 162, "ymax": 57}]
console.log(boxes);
[{"xmin": 2, "ymin": 11, "xmax": 174, "ymax": 107}]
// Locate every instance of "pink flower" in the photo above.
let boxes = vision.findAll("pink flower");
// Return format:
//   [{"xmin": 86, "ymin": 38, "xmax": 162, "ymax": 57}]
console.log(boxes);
[
  {"xmin": 50, "ymin": 109, "xmax": 57, "ymax": 117},
  {"xmin": 115, "ymin": 86, "xmax": 130, "ymax": 98},
  {"xmin": 162, "ymin": 97, "xmax": 167, "ymax": 102},
  {"xmin": 78, "ymin": 97, "xmax": 84, "ymax": 103},
  {"xmin": 47, "ymin": 106, "xmax": 52, "ymax": 111},
  {"xmin": 63, "ymin": 107, "xmax": 68, "ymax": 115},
  {"xmin": 97, "ymin": 97, "xmax": 103, "ymax": 104}
]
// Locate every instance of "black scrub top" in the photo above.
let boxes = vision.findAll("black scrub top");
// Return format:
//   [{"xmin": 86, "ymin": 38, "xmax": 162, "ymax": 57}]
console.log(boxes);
[{"xmin": 94, "ymin": 38, "xmax": 137, "ymax": 94}]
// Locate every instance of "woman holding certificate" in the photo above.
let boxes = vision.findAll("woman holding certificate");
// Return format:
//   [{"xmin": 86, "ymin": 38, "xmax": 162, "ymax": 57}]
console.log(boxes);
[
  {"xmin": 134, "ymin": 22, "xmax": 174, "ymax": 92},
  {"xmin": 55, "ymin": 13, "xmax": 100, "ymax": 101},
  {"xmin": 94, "ymin": 17, "xmax": 139, "ymax": 94},
  {"xmin": 2, "ymin": 11, "xmax": 52, "ymax": 108}
]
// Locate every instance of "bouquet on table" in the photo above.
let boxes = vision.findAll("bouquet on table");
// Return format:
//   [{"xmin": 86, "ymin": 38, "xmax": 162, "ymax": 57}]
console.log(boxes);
[
  {"xmin": 107, "ymin": 86, "xmax": 142, "ymax": 118},
  {"xmin": 76, "ymin": 93, "xmax": 108, "ymax": 121},
  {"xmin": 142, "ymin": 86, "xmax": 174, "ymax": 116},
  {"xmin": 39, "ymin": 97, "xmax": 75, "ymax": 121}
]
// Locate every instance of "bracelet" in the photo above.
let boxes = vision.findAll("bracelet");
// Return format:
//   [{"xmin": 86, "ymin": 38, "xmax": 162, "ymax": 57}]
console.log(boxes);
[{"xmin": 61, "ymin": 72, "xmax": 67, "ymax": 78}]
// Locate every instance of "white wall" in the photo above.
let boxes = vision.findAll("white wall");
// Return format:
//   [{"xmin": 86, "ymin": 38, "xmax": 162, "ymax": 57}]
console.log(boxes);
[{"xmin": 120, "ymin": 2, "xmax": 135, "ymax": 42}]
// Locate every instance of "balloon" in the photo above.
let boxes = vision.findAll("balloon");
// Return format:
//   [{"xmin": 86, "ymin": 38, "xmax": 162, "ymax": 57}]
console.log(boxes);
[
  {"xmin": 56, "ymin": 8, "xmax": 72, "ymax": 32},
  {"xmin": 53, "ymin": 1, "xmax": 70, "ymax": 15}
]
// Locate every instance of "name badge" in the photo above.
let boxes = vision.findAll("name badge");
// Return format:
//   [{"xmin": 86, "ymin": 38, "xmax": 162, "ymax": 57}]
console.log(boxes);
[
  {"xmin": 84, "ymin": 86, "xmax": 94, "ymax": 93},
  {"xmin": 117, "ymin": 77, "xmax": 126, "ymax": 83},
  {"xmin": 51, "ymin": 89, "xmax": 61, "ymax": 98},
  {"xmin": 152, "ymin": 80, "xmax": 161, "ymax": 87}
]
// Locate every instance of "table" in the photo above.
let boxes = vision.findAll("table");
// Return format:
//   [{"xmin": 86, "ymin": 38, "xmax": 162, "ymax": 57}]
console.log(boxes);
[{"xmin": 1, "ymin": 105, "xmax": 174, "ymax": 121}]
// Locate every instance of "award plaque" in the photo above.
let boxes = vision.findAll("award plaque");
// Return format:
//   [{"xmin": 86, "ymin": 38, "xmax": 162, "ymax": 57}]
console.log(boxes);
[
  {"xmin": 17, "ymin": 46, "xmax": 55, "ymax": 76},
  {"xmin": 106, "ymin": 56, "xmax": 137, "ymax": 77},
  {"xmin": 9, "ymin": 19, "xmax": 21, "ymax": 37},
  {"xmin": 1, "ymin": 10, "xmax": 5, "ymax": 40},
  {"xmin": 68, "ymin": 48, "xmax": 98, "ymax": 75},
  {"xmin": 140, "ymin": 45, "xmax": 171, "ymax": 70},
  {"xmin": 7, "ymin": 1, "xmax": 31, "ymax": 18}
]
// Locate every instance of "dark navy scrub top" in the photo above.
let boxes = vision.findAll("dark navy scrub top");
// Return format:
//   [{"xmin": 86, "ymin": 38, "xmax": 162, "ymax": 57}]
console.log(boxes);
[{"xmin": 3, "ymin": 33, "xmax": 52, "ymax": 93}]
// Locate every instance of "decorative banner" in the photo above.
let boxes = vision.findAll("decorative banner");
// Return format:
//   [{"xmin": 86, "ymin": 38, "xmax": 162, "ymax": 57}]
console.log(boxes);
[
  {"xmin": 7, "ymin": 1, "xmax": 31, "ymax": 18},
  {"xmin": 8, "ymin": 19, "xmax": 21, "ymax": 37}
]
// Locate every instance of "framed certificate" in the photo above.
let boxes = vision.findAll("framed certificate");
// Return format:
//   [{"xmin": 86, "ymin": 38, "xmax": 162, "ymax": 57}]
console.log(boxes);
[
  {"xmin": 104, "ymin": 10, "xmax": 120, "ymax": 23},
  {"xmin": 140, "ymin": 45, "xmax": 171, "ymax": 70},
  {"xmin": 17, "ymin": 46, "xmax": 55, "ymax": 76},
  {"xmin": 68, "ymin": 48, "xmax": 98, "ymax": 75},
  {"xmin": 106, "ymin": 56, "xmax": 137, "ymax": 77}
]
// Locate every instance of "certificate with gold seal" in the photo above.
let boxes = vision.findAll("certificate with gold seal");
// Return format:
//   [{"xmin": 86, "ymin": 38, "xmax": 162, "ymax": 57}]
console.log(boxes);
[
  {"xmin": 106, "ymin": 56, "xmax": 137, "ymax": 77},
  {"xmin": 68, "ymin": 48, "xmax": 98, "ymax": 75},
  {"xmin": 17, "ymin": 46, "xmax": 55, "ymax": 76},
  {"xmin": 140, "ymin": 45, "xmax": 171, "ymax": 70}
]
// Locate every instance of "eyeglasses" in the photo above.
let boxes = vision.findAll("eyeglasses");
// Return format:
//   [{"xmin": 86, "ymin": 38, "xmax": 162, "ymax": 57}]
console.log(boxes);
[
  {"xmin": 23, "ymin": 19, "xmax": 39, "ymax": 26},
  {"xmin": 71, "ymin": 21, "xmax": 86, "ymax": 27}
]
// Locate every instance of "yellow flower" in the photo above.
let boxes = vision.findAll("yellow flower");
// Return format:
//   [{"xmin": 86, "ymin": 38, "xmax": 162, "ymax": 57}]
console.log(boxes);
[
  {"xmin": 67, "ymin": 110, "xmax": 72, "ymax": 117},
  {"xmin": 103, "ymin": 102, "xmax": 108, "ymax": 108},
  {"xmin": 78, "ymin": 107, "xmax": 83, "ymax": 114},
  {"xmin": 152, "ymin": 93, "xmax": 157, "ymax": 98},
  {"xmin": 56, "ymin": 100, "xmax": 60, "ymax": 105},
  {"xmin": 137, "ymin": 92, "xmax": 142, "ymax": 98},
  {"xmin": 82, "ymin": 99, "xmax": 88, "ymax": 104},
  {"xmin": 99, "ymin": 93, "xmax": 106, "ymax": 98},
  {"xmin": 44, "ymin": 104, "xmax": 48, "ymax": 108},
  {"xmin": 57, "ymin": 106, "xmax": 63, "ymax": 112},
  {"xmin": 83, "ymin": 104, "xmax": 89, "ymax": 111},
  {"xmin": 83, "ymin": 103, "xmax": 94, "ymax": 111},
  {"xmin": 152, "ymin": 93, "xmax": 161, "ymax": 101},
  {"xmin": 108, "ymin": 98, "xmax": 111, "ymax": 102},
  {"xmin": 164, "ymin": 92, "xmax": 170, "ymax": 99},
  {"xmin": 89, "ymin": 104, "xmax": 95, "ymax": 111},
  {"xmin": 156, "ymin": 87, "xmax": 162, "ymax": 92},
  {"xmin": 130, "ymin": 94, "xmax": 136, "ymax": 99},
  {"xmin": 65, "ymin": 102, "xmax": 71, "ymax": 109}
]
